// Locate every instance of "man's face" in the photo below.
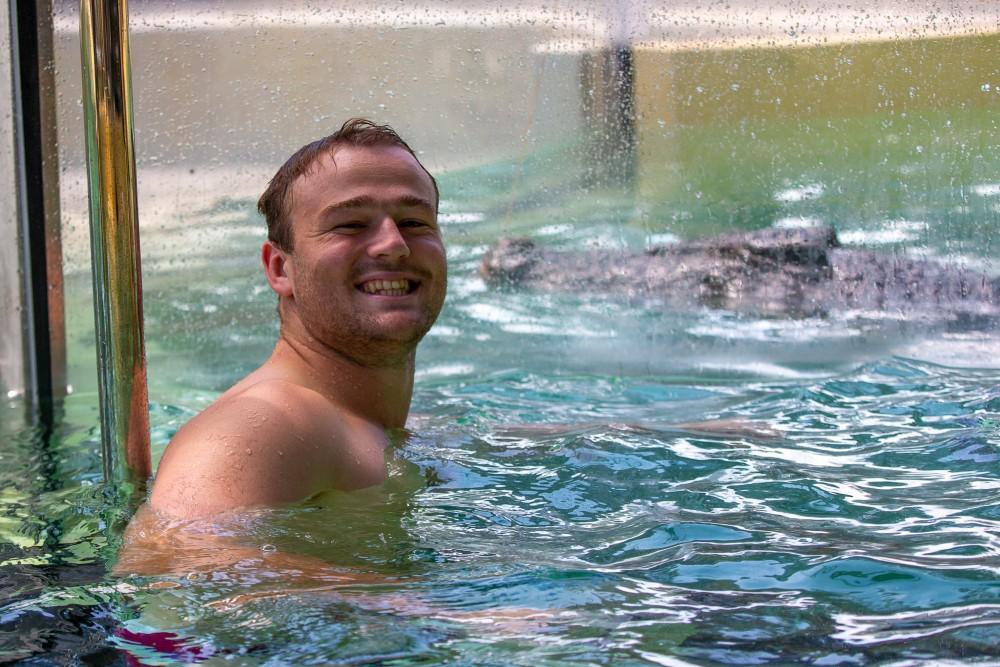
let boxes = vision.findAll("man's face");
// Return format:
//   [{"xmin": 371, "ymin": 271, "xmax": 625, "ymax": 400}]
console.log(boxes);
[{"xmin": 276, "ymin": 145, "xmax": 446, "ymax": 364}]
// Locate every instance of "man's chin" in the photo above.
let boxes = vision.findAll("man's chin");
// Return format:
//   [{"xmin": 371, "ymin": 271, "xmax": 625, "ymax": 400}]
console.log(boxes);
[{"xmin": 362, "ymin": 316, "xmax": 435, "ymax": 346}]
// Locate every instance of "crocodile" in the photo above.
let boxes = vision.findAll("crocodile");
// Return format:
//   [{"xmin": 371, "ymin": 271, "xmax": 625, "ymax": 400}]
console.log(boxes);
[{"xmin": 480, "ymin": 225, "xmax": 1000, "ymax": 324}]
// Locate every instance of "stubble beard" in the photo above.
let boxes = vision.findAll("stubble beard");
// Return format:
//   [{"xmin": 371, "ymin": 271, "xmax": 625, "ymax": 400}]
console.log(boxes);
[{"xmin": 293, "ymin": 282, "xmax": 446, "ymax": 369}]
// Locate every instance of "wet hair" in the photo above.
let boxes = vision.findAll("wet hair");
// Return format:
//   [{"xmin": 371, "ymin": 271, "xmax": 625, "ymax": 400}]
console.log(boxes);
[{"xmin": 257, "ymin": 118, "xmax": 438, "ymax": 251}]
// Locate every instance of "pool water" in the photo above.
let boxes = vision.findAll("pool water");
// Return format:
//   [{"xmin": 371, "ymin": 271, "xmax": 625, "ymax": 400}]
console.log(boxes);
[
  {"xmin": 5, "ymin": 53, "xmax": 1000, "ymax": 661},
  {"xmin": 4, "ymin": 222, "xmax": 1000, "ymax": 663}
]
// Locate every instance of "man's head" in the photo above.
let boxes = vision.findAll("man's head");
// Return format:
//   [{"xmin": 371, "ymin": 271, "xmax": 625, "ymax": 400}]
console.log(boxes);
[
  {"xmin": 258, "ymin": 118, "xmax": 439, "ymax": 252},
  {"xmin": 258, "ymin": 120, "xmax": 447, "ymax": 366}
]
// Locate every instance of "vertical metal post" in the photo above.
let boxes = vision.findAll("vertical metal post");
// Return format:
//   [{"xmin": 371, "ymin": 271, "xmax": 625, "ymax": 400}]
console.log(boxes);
[{"xmin": 79, "ymin": 0, "xmax": 151, "ymax": 493}]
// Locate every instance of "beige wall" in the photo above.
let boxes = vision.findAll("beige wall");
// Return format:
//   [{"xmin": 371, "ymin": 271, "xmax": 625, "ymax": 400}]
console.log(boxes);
[
  {"xmin": 50, "ymin": 6, "xmax": 593, "ymax": 281},
  {"xmin": 52, "ymin": 12, "xmax": 587, "ymax": 172}
]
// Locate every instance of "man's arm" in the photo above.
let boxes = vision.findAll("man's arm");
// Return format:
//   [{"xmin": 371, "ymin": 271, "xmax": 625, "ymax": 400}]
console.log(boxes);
[
  {"xmin": 150, "ymin": 381, "xmax": 386, "ymax": 518},
  {"xmin": 116, "ymin": 504, "xmax": 561, "ymax": 630}
]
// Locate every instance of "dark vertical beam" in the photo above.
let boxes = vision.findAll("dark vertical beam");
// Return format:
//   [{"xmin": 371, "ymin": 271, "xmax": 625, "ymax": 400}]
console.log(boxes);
[
  {"xmin": 10, "ymin": 0, "xmax": 66, "ymax": 426},
  {"xmin": 580, "ymin": 43, "xmax": 636, "ymax": 188},
  {"xmin": 36, "ymin": 0, "xmax": 66, "ymax": 407}
]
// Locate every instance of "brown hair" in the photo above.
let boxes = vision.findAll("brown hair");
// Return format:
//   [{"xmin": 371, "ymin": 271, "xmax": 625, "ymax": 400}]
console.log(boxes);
[{"xmin": 257, "ymin": 118, "xmax": 438, "ymax": 251}]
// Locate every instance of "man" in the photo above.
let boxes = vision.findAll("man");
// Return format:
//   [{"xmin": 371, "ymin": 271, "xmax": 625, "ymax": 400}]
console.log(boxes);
[{"xmin": 149, "ymin": 118, "xmax": 447, "ymax": 519}]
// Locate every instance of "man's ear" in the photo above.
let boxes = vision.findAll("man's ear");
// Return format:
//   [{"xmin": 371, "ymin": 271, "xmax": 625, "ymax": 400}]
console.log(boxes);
[{"xmin": 262, "ymin": 241, "xmax": 294, "ymax": 298}]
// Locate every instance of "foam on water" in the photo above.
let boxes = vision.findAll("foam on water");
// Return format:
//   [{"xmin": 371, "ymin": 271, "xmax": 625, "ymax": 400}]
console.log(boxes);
[
  {"xmin": 773, "ymin": 215, "xmax": 824, "ymax": 229},
  {"xmin": 972, "ymin": 183, "xmax": 1000, "ymax": 197},
  {"xmin": 774, "ymin": 183, "xmax": 824, "ymax": 203}
]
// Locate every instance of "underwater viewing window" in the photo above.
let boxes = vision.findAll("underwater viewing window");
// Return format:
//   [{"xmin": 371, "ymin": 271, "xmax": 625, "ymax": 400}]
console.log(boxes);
[{"xmin": 1, "ymin": 1, "xmax": 999, "ymax": 664}]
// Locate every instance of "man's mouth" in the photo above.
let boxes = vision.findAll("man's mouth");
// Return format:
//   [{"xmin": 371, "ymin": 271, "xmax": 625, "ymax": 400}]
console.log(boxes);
[{"xmin": 358, "ymin": 279, "xmax": 418, "ymax": 297}]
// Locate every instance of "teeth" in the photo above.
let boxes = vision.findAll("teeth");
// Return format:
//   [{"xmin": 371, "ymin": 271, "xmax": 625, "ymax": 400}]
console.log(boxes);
[{"xmin": 361, "ymin": 279, "xmax": 412, "ymax": 295}]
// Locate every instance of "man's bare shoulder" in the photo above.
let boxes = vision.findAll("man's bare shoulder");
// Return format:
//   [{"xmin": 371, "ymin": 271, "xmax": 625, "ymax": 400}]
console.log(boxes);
[{"xmin": 150, "ymin": 379, "xmax": 388, "ymax": 518}]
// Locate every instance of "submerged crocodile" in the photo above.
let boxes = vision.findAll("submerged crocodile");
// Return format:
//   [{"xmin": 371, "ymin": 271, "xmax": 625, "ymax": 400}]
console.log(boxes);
[{"xmin": 480, "ymin": 225, "xmax": 1000, "ymax": 323}]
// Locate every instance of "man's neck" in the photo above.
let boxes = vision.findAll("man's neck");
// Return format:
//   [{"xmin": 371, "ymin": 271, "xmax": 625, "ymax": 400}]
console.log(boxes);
[{"xmin": 266, "ymin": 332, "xmax": 415, "ymax": 429}]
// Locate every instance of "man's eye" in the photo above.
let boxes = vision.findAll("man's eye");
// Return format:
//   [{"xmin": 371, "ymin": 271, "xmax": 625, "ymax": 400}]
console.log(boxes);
[
  {"xmin": 334, "ymin": 222, "xmax": 365, "ymax": 231},
  {"xmin": 400, "ymin": 219, "xmax": 429, "ymax": 229}
]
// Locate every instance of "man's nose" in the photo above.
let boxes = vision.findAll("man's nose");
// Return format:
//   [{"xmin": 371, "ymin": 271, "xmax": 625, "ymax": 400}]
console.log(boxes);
[{"xmin": 368, "ymin": 216, "xmax": 410, "ymax": 260}]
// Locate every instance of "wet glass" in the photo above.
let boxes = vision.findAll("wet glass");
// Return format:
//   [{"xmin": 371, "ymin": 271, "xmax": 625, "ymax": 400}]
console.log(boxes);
[{"xmin": 1, "ymin": 1, "xmax": 997, "ymax": 663}]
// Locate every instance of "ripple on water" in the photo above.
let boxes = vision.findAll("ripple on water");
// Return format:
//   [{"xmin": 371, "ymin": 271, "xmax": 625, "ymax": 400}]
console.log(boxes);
[{"xmin": 4, "ymin": 339, "xmax": 1000, "ymax": 664}]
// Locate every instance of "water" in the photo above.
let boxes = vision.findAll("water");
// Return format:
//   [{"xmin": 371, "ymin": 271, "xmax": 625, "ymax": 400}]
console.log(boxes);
[
  {"xmin": 4, "ymin": 225, "xmax": 999, "ymax": 663},
  {"xmin": 6, "ymin": 31, "xmax": 1000, "ymax": 661},
  {"xmin": 7, "ymin": 372, "xmax": 1000, "ymax": 665}
]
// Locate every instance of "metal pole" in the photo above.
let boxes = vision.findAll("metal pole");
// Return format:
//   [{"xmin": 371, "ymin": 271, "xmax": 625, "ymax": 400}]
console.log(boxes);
[{"xmin": 79, "ymin": 0, "xmax": 151, "ymax": 494}]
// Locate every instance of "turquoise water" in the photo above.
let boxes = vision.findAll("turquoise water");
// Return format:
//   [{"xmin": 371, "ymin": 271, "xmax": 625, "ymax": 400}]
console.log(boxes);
[{"xmin": 3, "ymin": 214, "xmax": 999, "ymax": 663}]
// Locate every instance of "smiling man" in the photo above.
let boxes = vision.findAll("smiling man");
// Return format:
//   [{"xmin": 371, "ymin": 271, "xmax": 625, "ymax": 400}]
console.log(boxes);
[{"xmin": 149, "ymin": 119, "xmax": 447, "ymax": 518}]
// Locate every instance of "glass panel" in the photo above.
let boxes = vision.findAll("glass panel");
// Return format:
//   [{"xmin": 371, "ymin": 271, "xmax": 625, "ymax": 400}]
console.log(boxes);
[
  {"xmin": 48, "ymin": 4, "xmax": 1000, "ymax": 421},
  {"xmin": 53, "ymin": 1, "xmax": 611, "ymax": 407},
  {"xmin": 7, "ymin": 1, "xmax": 997, "ymax": 663}
]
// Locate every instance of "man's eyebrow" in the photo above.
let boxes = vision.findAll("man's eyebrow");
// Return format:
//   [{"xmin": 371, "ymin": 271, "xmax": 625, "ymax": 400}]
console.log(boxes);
[
  {"xmin": 395, "ymin": 195, "xmax": 436, "ymax": 210},
  {"xmin": 321, "ymin": 195, "xmax": 436, "ymax": 214}
]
